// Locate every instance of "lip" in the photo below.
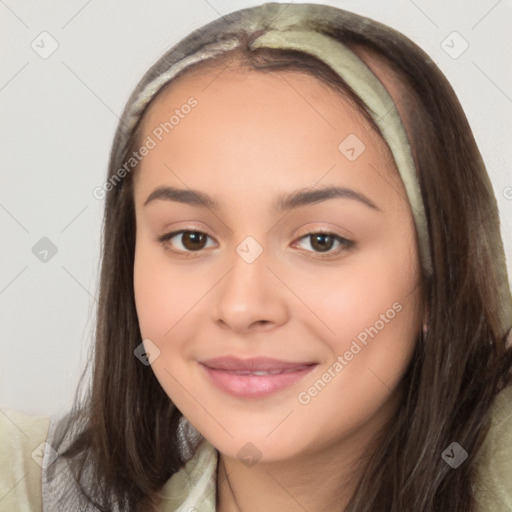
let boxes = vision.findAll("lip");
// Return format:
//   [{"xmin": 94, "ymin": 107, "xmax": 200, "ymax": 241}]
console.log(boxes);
[{"xmin": 199, "ymin": 356, "xmax": 318, "ymax": 398}]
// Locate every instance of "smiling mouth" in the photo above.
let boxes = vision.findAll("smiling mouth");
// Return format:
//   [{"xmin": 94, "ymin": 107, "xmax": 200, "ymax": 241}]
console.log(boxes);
[{"xmin": 199, "ymin": 356, "xmax": 318, "ymax": 398}]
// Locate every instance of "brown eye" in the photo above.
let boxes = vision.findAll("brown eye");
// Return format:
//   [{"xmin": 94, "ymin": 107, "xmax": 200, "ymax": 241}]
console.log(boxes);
[
  {"xmin": 157, "ymin": 230, "xmax": 214, "ymax": 253},
  {"xmin": 310, "ymin": 233, "xmax": 336, "ymax": 252},
  {"xmin": 294, "ymin": 232, "xmax": 354, "ymax": 257},
  {"xmin": 180, "ymin": 231, "xmax": 208, "ymax": 251}
]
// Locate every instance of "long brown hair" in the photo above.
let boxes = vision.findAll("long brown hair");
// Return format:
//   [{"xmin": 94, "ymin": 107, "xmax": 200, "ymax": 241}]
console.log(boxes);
[{"xmin": 56, "ymin": 3, "xmax": 512, "ymax": 511}]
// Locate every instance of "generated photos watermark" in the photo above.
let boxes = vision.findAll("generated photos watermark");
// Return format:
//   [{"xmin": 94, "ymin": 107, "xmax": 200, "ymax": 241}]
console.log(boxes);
[
  {"xmin": 92, "ymin": 97, "xmax": 198, "ymax": 200},
  {"xmin": 297, "ymin": 301, "xmax": 403, "ymax": 405}
]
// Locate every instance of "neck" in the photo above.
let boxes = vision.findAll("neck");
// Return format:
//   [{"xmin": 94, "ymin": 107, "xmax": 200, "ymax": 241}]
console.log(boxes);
[{"xmin": 217, "ymin": 450, "xmax": 354, "ymax": 512}]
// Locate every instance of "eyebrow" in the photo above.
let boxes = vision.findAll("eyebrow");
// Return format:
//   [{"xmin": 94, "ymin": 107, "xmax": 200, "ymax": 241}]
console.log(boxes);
[{"xmin": 143, "ymin": 185, "xmax": 380, "ymax": 212}]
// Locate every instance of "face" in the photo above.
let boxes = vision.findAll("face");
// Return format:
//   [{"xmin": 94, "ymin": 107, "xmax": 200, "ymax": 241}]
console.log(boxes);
[{"xmin": 132, "ymin": 64, "xmax": 424, "ymax": 464}]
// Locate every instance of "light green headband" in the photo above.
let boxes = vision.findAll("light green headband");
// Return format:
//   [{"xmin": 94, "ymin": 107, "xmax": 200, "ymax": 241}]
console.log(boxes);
[{"xmin": 118, "ymin": 3, "xmax": 512, "ymax": 339}]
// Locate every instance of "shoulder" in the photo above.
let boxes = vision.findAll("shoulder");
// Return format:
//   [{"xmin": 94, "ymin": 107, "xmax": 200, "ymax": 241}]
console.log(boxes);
[
  {"xmin": 0, "ymin": 408, "xmax": 51, "ymax": 512},
  {"xmin": 474, "ymin": 384, "xmax": 512, "ymax": 512}
]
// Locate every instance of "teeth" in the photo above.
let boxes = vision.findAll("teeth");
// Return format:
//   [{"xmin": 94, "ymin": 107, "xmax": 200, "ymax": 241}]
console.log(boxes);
[{"xmin": 225, "ymin": 368, "xmax": 305, "ymax": 376}]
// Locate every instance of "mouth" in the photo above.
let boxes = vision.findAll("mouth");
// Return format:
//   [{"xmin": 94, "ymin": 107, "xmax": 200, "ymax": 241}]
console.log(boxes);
[{"xmin": 199, "ymin": 356, "xmax": 318, "ymax": 398}]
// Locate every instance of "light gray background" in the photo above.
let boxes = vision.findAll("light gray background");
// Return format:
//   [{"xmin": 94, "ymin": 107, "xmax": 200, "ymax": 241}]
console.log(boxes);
[{"xmin": 1, "ymin": 0, "xmax": 511, "ymax": 417}]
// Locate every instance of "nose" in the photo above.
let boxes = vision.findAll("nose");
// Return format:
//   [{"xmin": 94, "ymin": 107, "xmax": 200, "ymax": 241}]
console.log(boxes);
[{"xmin": 212, "ymin": 245, "xmax": 289, "ymax": 334}]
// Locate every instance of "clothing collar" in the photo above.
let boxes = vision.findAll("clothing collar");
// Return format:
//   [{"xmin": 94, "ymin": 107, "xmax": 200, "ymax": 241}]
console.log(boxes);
[{"xmin": 158, "ymin": 437, "xmax": 218, "ymax": 512}]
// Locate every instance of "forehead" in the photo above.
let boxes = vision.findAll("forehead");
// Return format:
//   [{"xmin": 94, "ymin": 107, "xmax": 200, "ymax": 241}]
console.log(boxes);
[
  {"xmin": 140, "ymin": 64, "xmax": 384, "ymax": 144},
  {"xmin": 133, "ymin": 65, "xmax": 404, "ymax": 207}
]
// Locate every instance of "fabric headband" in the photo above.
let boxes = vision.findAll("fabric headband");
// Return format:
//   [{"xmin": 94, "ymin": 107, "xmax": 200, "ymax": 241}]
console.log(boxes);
[{"xmin": 116, "ymin": 4, "xmax": 511, "ymax": 340}]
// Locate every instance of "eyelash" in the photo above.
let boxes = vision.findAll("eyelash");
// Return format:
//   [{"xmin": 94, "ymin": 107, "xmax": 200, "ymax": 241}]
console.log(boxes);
[{"xmin": 155, "ymin": 229, "xmax": 354, "ymax": 259}]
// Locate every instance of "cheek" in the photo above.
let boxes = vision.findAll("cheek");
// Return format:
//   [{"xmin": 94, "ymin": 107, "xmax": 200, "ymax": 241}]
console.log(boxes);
[
  {"xmin": 133, "ymin": 246, "xmax": 198, "ymax": 406},
  {"xmin": 133, "ymin": 240, "xmax": 222, "ymax": 375},
  {"xmin": 291, "ymin": 264, "xmax": 421, "ymax": 444},
  {"xmin": 293, "ymin": 252, "xmax": 420, "ymax": 350},
  {"xmin": 133, "ymin": 242, "xmax": 190, "ymax": 342},
  {"xmin": 133, "ymin": 247, "xmax": 208, "ymax": 417}
]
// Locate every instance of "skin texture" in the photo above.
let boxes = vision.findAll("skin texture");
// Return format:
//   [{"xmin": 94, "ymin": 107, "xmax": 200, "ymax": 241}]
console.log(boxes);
[{"xmin": 132, "ymin": 64, "xmax": 425, "ymax": 511}]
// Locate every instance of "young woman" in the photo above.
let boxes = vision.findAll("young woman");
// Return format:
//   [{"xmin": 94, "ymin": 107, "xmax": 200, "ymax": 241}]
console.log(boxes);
[{"xmin": 1, "ymin": 3, "xmax": 511, "ymax": 511}]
